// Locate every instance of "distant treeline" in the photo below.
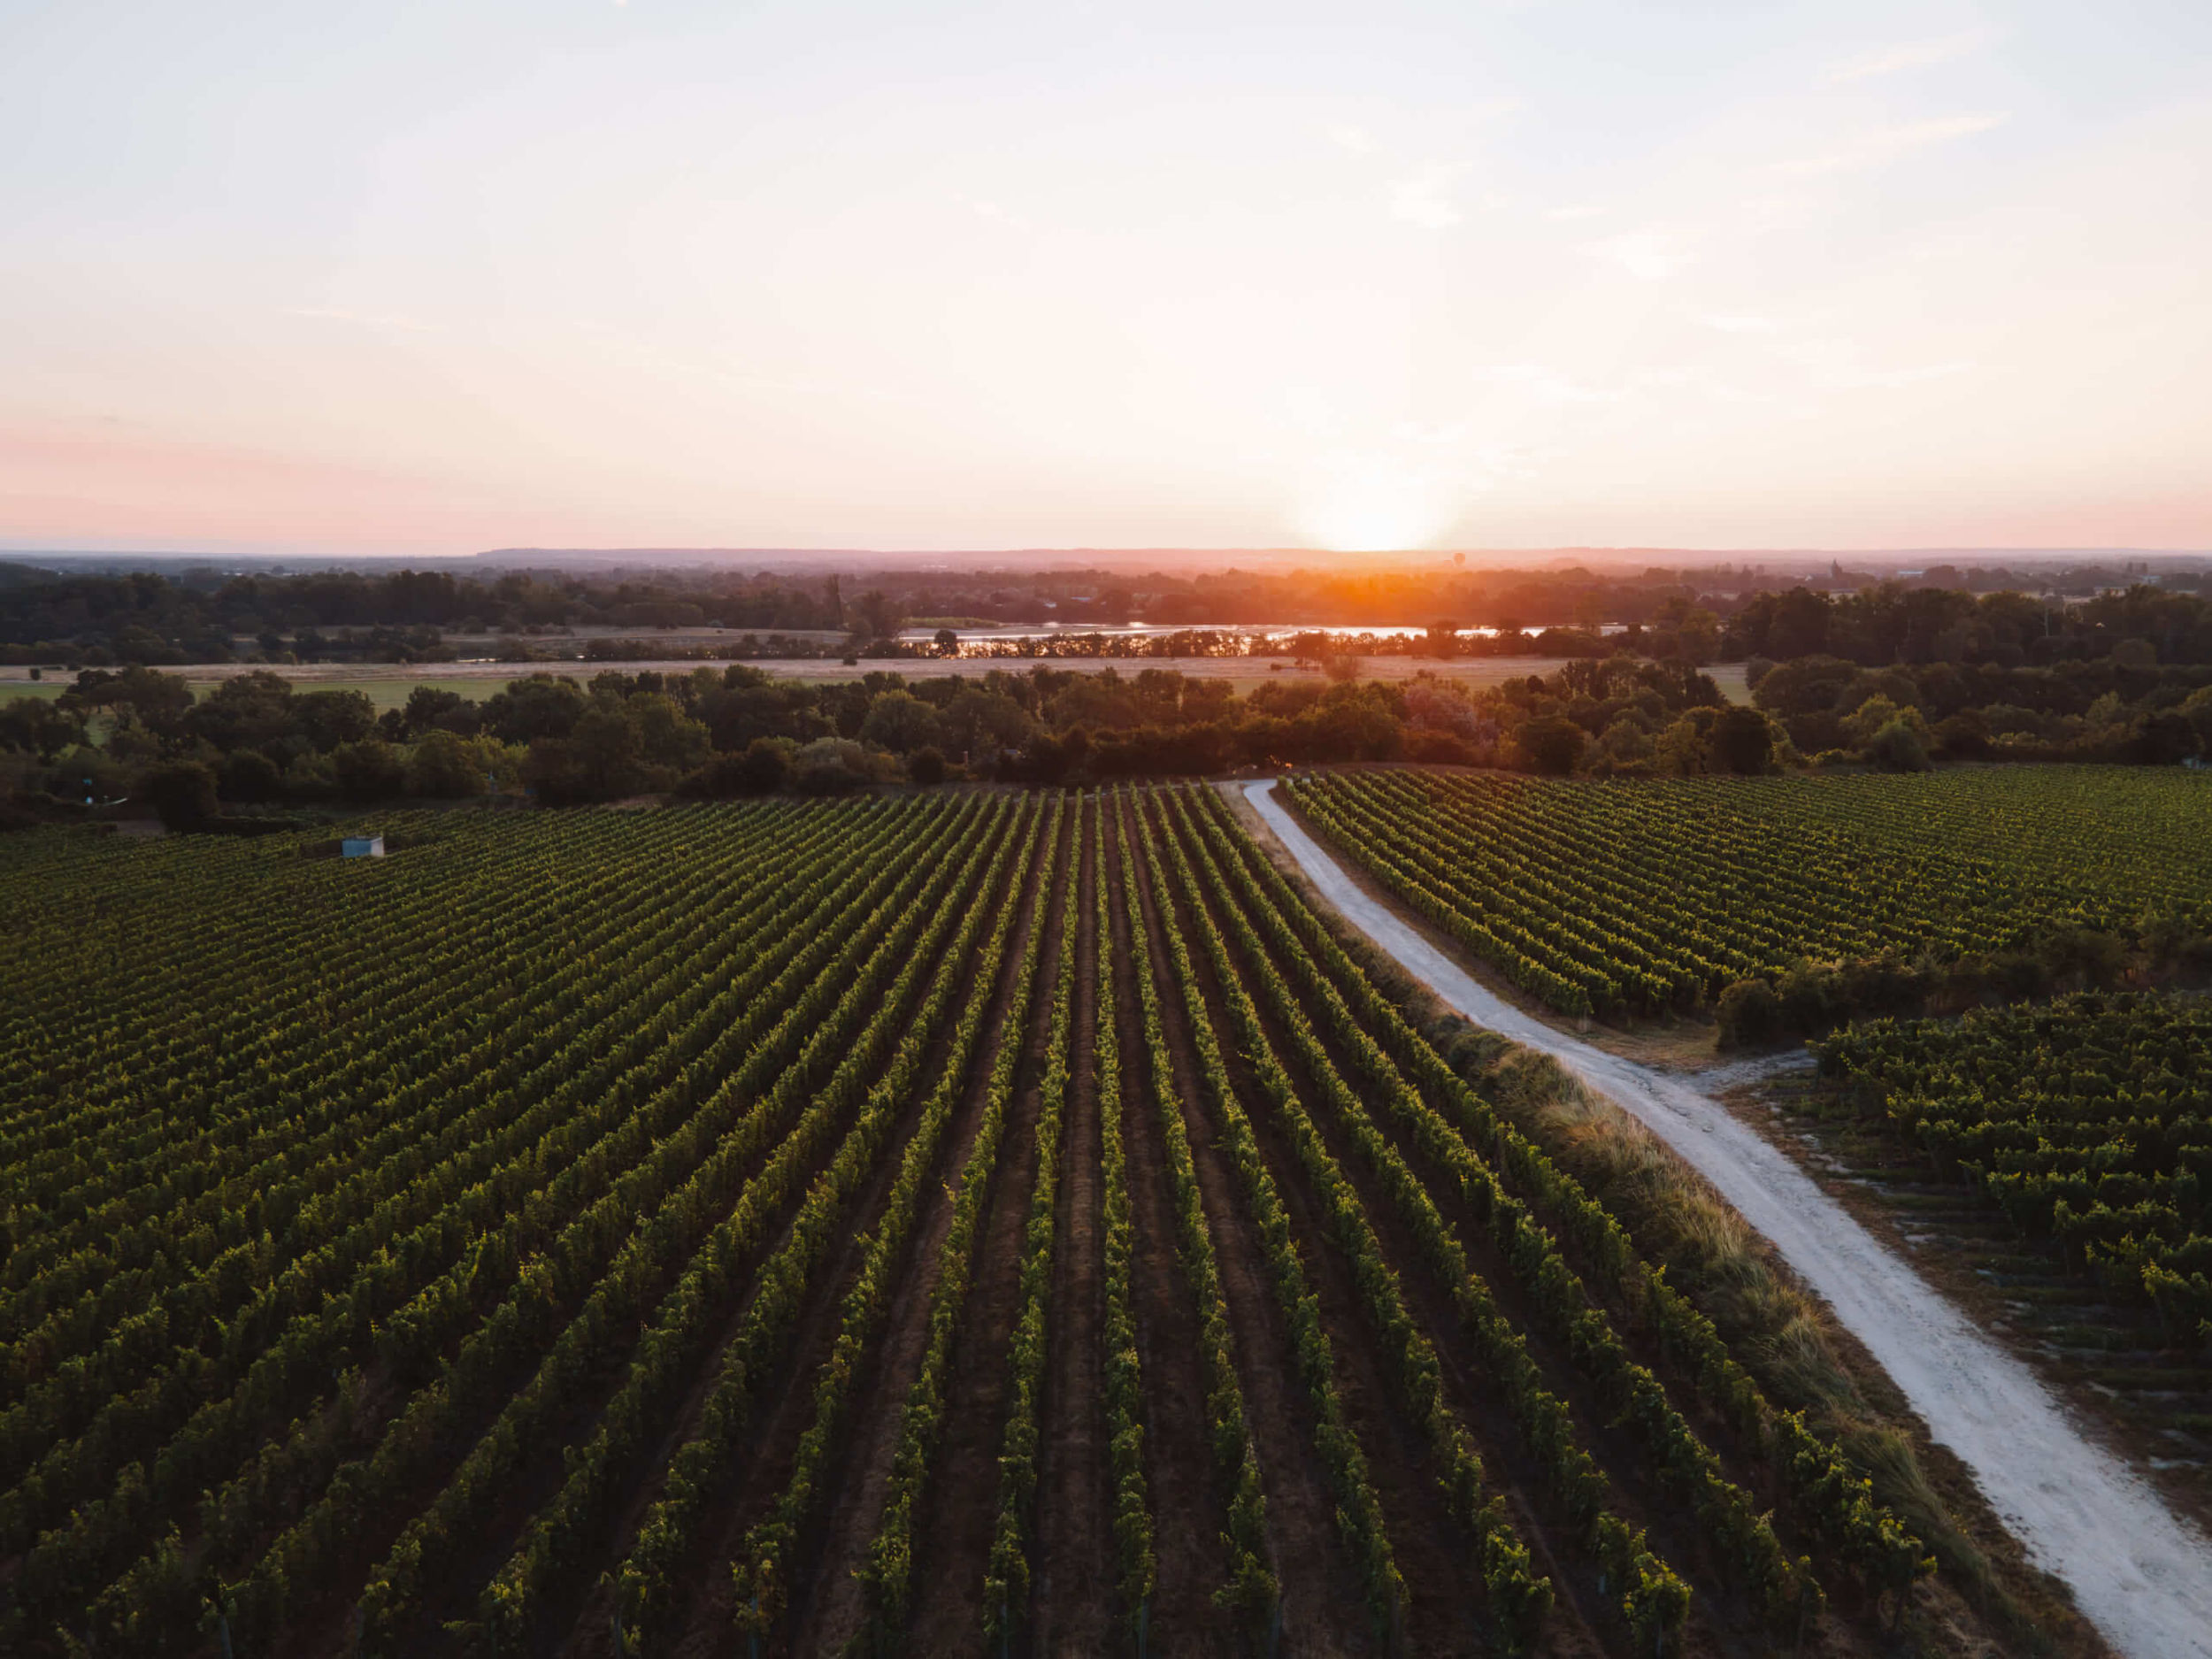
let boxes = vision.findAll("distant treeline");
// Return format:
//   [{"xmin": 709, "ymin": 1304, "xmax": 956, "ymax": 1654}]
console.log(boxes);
[
  {"xmin": 3, "ymin": 658, "xmax": 1739, "ymax": 824},
  {"xmin": 4, "ymin": 557, "xmax": 2208, "ymax": 669},
  {"xmin": 7, "ymin": 638, "xmax": 2211, "ymax": 832},
  {"xmin": 0, "ymin": 566, "xmax": 851, "ymax": 664}
]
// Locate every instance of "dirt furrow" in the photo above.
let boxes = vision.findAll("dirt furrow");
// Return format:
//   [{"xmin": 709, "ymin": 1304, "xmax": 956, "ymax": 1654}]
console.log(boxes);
[
  {"xmin": 1031, "ymin": 815, "xmax": 1114, "ymax": 1650},
  {"xmin": 901, "ymin": 858, "xmax": 1069, "ymax": 1651},
  {"xmin": 776, "ymin": 814, "xmax": 1065, "ymax": 1658},
  {"xmin": 1121, "ymin": 792, "xmax": 1371, "ymax": 1657},
  {"xmin": 1102, "ymin": 808, "xmax": 1239, "ymax": 1655}
]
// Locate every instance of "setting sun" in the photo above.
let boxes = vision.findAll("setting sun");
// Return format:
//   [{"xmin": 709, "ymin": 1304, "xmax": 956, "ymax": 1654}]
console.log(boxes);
[{"xmin": 1293, "ymin": 452, "xmax": 1466, "ymax": 554}]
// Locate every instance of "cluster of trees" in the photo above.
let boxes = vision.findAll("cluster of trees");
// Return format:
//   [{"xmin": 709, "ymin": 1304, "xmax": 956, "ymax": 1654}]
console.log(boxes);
[
  {"xmin": 1748, "ymin": 654, "xmax": 2212, "ymax": 770},
  {"xmin": 7, "ymin": 609, "xmax": 2208, "ymax": 829},
  {"xmin": 0, "ymin": 656, "xmax": 1786, "ymax": 829},
  {"xmin": 1726, "ymin": 582, "xmax": 2212, "ymax": 669}
]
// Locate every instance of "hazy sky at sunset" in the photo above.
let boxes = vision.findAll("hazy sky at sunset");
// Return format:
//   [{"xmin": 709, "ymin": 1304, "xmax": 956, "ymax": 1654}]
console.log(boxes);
[{"xmin": 4, "ymin": 1, "xmax": 2208, "ymax": 557}]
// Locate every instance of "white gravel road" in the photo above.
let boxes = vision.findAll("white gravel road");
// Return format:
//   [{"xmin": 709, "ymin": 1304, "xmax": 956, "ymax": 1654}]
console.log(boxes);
[{"xmin": 1243, "ymin": 778, "xmax": 2212, "ymax": 1659}]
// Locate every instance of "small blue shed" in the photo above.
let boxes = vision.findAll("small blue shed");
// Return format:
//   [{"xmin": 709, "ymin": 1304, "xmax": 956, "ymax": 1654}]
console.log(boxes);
[{"xmin": 341, "ymin": 835, "xmax": 386, "ymax": 858}]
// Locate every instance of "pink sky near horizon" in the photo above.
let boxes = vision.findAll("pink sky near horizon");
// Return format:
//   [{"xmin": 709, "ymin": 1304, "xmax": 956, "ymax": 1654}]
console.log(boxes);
[{"xmin": 4, "ymin": 2, "xmax": 2209, "ymax": 560}]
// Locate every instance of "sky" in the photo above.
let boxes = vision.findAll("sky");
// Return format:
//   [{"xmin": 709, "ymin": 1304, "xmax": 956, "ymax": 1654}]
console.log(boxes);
[{"xmin": 2, "ymin": 0, "xmax": 2208, "ymax": 559}]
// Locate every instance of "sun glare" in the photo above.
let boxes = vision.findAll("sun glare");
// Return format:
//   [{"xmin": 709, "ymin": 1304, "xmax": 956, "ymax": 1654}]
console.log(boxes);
[{"xmin": 1292, "ymin": 454, "xmax": 1463, "ymax": 554}]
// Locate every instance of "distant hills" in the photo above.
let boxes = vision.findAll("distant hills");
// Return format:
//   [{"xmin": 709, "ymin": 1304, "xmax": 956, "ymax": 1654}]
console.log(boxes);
[{"xmin": 3, "ymin": 545, "xmax": 2204, "ymax": 579}]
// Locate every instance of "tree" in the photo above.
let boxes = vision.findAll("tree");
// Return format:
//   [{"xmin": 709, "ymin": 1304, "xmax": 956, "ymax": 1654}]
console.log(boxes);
[
  {"xmin": 0, "ymin": 697, "xmax": 83, "ymax": 759},
  {"xmin": 292, "ymin": 689, "xmax": 379, "ymax": 751},
  {"xmin": 1709, "ymin": 705, "xmax": 1777, "ymax": 774},
  {"xmin": 630, "ymin": 695, "xmax": 711, "ymax": 772},
  {"xmin": 1844, "ymin": 695, "xmax": 1929, "ymax": 753},
  {"xmin": 184, "ymin": 671, "xmax": 295, "ymax": 752},
  {"xmin": 1655, "ymin": 710, "xmax": 1717, "ymax": 774},
  {"xmin": 482, "ymin": 674, "xmax": 588, "ymax": 744},
  {"xmin": 402, "ymin": 686, "xmax": 480, "ymax": 737},
  {"xmin": 142, "ymin": 760, "xmax": 219, "ymax": 829},
  {"xmin": 408, "ymin": 730, "xmax": 485, "ymax": 798},
  {"xmin": 1751, "ymin": 655, "xmax": 1859, "ymax": 719},
  {"xmin": 2132, "ymin": 710, "xmax": 2198, "ymax": 765},
  {"xmin": 332, "ymin": 739, "xmax": 409, "ymax": 803},
  {"xmin": 1865, "ymin": 717, "xmax": 1931, "ymax": 772},
  {"xmin": 1715, "ymin": 978, "xmax": 1786, "ymax": 1048},
  {"xmin": 1513, "ymin": 715, "xmax": 1586, "ymax": 775},
  {"xmin": 933, "ymin": 627, "xmax": 960, "ymax": 657},
  {"xmin": 858, "ymin": 690, "xmax": 945, "ymax": 754},
  {"xmin": 735, "ymin": 736, "xmax": 795, "ymax": 793},
  {"xmin": 849, "ymin": 590, "xmax": 906, "ymax": 643},
  {"xmin": 793, "ymin": 737, "xmax": 880, "ymax": 794},
  {"xmin": 941, "ymin": 687, "xmax": 1034, "ymax": 760},
  {"xmin": 218, "ymin": 749, "xmax": 286, "ymax": 802},
  {"xmin": 908, "ymin": 746, "xmax": 948, "ymax": 786},
  {"xmin": 66, "ymin": 665, "xmax": 195, "ymax": 729}
]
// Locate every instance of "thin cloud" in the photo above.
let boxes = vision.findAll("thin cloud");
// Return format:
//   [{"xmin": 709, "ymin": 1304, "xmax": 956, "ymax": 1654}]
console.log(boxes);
[
  {"xmin": 1328, "ymin": 123, "xmax": 1379, "ymax": 156},
  {"xmin": 1472, "ymin": 365, "xmax": 1624, "ymax": 406},
  {"xmin": 289, "ymin": 307, "xmax": 435, "ymax": 334},
  {"xmin": 1544, "ymin": 203, "xmax": 1605, "ymax": 221},
  {"xmin": 954, "ymin": 193, "xmax": 1031, "ymax": 227},
  {"xmin": 1826, "ymin": 30, "xmax": 1993, "ymax": 83},
  {"xmin": 1835, "ymin": 360, "xmax": 1975, "ymax": 389},
  {"xmin": 1388, "ymin": 169, "xmax": 1463, "ymax": 230},
  {"xmin": 1782, "ymin": 336, "xmax": 1977, "ymax": 390},
  {"xmin": 1585, "ymin": 231, "xmax": 1692, "ymax": 280},
  {"xmin": 1701, "ymin": 314, "xmax": 1783, "ymax": 334},
  {"xmin": 1769, "ymin": 113, "xmax": 2006, "ymax": 177}
]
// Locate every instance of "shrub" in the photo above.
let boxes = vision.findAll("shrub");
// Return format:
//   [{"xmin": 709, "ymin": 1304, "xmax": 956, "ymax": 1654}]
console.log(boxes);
[
  {"xmin": 1513, "ymin": 715, "xmax": 1586, "ymax": 775},
  {"xmin": 142, "ymin": 760, "xmax": 219, "ymax": 829},
  {"xmin": 408, "ymin": 730, "xmax": 486, "ymax": 798},
  {"xmin": 1709, "ymin": 705, "xmax": 1777, "ymax": 774},
  {"xmin": 793, "ymin": 737, "xmax": 879, "ymax": 794},
  {"xmin": 1715, "ymin": 977, "xmax": 1786, "ymax": 1048},
  {"xmin": 1865, "ymin": 718, "xmax": 1931, "ymax": 772},
  {"xmin": 332, "ymin": 739, "xmax": 410, "ymax": 803},
  {"xmin": 218, "ymin": 749, "xmax": 285, "ymax": 803}
]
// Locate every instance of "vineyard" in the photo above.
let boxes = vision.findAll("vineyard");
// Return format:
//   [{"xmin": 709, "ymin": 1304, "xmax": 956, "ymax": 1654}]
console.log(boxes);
[
  {"xmin": 1817, "ymin": 991, "xmax": 2212, "ymax": 1351},
  {"xmin": 6, "ymin": 786, "xmax": 2058, "ymax": 1658},
  {"xmin": 1282, "ymin": 767, "xmax": 2212, "ymax": 1021}
]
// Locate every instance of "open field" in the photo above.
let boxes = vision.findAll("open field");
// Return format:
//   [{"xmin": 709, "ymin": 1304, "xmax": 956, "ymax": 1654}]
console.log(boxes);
[
  {"xmin": 0, "ymin": 786, "xmax": 2050, "ymax": 1658},
  {"xmin": 0, "ymin": 658, "xmax": 1753, "ymax": 706}
]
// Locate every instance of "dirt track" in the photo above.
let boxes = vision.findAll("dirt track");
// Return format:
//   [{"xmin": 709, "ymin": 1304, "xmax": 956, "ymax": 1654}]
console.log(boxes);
[{"xmin": 1241, "ymin": 776, "xmax": 2212, "ymax": 1659}]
